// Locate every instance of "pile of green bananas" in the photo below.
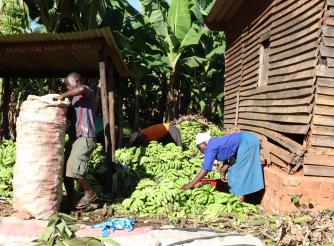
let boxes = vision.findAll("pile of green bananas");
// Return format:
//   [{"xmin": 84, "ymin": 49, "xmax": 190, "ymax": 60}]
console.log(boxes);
[
  {"xmin": 122, "ymin": 178, "xmax": 258, "ymax": 222},
  {"xmin": 177, "ymin": 119, "xmax": 225, "ymax": 150},
  {"xmin": 177, "ymin": 120, "xmax": 206, "ymax": 150},
  {"xmin": 0, "ymin": 140, "xmax": 16, "ymax": 197},
  {"xmin": 116, "ymin": 119, "xmax": 256, "ymax": 222}
]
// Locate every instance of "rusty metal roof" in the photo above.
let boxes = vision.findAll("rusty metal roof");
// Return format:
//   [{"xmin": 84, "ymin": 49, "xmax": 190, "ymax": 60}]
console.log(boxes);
[{"xmin": 0, "ymin": 27, "xmax": 129, "ymax": 78}]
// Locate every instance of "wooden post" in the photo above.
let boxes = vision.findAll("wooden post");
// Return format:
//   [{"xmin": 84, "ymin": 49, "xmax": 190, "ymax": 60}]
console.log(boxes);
[
  {"xmin": 99, "ymin": 50, "xmax": 110, "ymax": 153},
  {"xmin": 107, "ymin": 62, "xmax": 116, "ymax": 162},
  {"xmin": 234, "ymin": 91, "xmax": 240, "ymax": 129},
  {"xmin": 0, "ymin": 78, "xmax": 11, "ymax": 140},
  {"xmin": 48, "ymin": 78, "xmax": 57, "ymax": 94}
]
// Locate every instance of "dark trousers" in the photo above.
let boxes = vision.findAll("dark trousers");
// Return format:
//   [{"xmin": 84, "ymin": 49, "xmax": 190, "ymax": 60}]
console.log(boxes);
[{"xmin": 162, "ymin": 125, "xmax": 182, "ymax": 147}]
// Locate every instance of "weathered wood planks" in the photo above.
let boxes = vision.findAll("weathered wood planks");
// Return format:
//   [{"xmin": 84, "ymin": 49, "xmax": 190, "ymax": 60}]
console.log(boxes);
[{"xmin": 220, "ymin": 0, "xmax": 332, "ymax": 175}]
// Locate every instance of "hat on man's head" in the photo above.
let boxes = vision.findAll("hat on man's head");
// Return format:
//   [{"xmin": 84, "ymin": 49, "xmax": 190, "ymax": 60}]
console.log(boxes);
[{"xmin": 195, "ymin": 132, "xmax": 211, "ymax": 145}]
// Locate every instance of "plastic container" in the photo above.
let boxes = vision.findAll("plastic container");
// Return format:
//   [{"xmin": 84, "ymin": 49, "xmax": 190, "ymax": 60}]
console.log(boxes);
[{"xmin": 194, "ymin": 178, "xmax": 226, "ymax": 192}]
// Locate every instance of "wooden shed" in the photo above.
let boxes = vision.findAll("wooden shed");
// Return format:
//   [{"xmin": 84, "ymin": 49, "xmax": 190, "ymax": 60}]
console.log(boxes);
[
  {"xmin": 206, "ymin": 0, "xmax": 334, "ymax": 177},
  {"xmin": 0, "ymin": 27, "xmax": 129, "ymax": 161}
]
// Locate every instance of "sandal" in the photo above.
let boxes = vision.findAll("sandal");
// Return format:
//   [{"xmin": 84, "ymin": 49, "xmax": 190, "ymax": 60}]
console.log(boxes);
[{"xmin": 76, "ymin": 193, "xmax": 97, "ymax": 209}]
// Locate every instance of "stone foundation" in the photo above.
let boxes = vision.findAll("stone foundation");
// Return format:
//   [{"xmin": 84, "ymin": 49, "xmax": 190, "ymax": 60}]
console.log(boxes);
[{"xmin": 260, "ymin": 166, "xmax": 334, "ymax": 214}]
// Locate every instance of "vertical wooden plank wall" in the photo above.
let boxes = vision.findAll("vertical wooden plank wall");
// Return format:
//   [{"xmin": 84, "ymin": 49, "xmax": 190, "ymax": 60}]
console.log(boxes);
[
  {"xmin": 223, "ymin": 0, "xmax": 324, "ymax": 172},
  {"xmin": 304, "ymin": 0, "xmax": 334, "ymax": 176}
]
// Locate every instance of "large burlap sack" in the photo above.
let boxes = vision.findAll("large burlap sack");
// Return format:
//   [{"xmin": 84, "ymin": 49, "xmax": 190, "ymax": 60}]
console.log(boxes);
[{"xmin": 13, "ymin": 94, "xmax": 70, "ymax": 219}]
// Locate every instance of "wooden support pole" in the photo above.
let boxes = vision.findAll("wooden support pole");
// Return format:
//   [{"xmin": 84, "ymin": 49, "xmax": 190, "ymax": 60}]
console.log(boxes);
[
  {"xmin": 107, "ymin": 62, "xmax": 116, "ymax": 162},
  {"xmin": 98, "ymin": 50, "xmax": 110, "ymax": 153},
  {"xmin": 0, "ymin": 78, "xmax": 11, "ymax": 140},
  {"xmin": 48, "ymin": 78, "xmax": 57, "ymax": 94}
]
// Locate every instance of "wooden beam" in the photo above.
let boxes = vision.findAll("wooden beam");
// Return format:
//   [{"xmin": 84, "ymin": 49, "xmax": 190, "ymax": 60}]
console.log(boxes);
[
  {"xmin": 268, "ymin": 69, "xmax": 315, "ymax": 84},
  {"xmin": 313, "ymin": 115, "xmax": 334, "ymax": 126},
  {"xmin": 268, "ymin": 142, "xmax": 294, "ymax": 163},
  {"xmin": 304, "ymin": 154, "xmax": 334, "ymax": 167},
  {"xmin": 269, "ymin": 50, "xmax": 317, "ymax": 70},
  {"xmin": 320, "ymin": 45, "xmax": 334, "ymax": 58},
  {"xmin": 239, "ymin": 95, "xmax": 314, "ymax": 107},
  {"xmin": 328, "ymin": 0, "xmax": 334, "ymax": 7},
  {"xmin": 322, "ymin": 25, "xmax": 334, "ymax": 37},
  {"xmin": 268, "ymin": 60, "xmax": 316, "ymax": 77},
  {"xmin": 239, "ymin": 87, "xmax": 315, "ymax": 101},
  {"xmin": 317, "ymin": 86, "xmax": 334, "ymax": 96},
  {"xmin": 239, "ymin": 112, "xmax": 311, "ymax": 124},
  {"xmin": 238, "ymin": 124, "xmax": 305, "ymax": 154},
  {"xmin": 239, "ymin": 105, "xmax": 312, "ymax": 114},
  {"xmin": 316, "ymin": 65, "xmax": 334, "ymax": 77},
  {"xmin": 107, "ymin": 62, "xmax": 116, "ymax": 162},
  {"xmin": 310, "ymin": 135, "xmax": 334, "ymax": 147},
  {"xmin": 308, "ymin": 146, "xmax": 334, "ymax": 155},
  {"xmin": 0, "ymin": 38, "xmax": 104, "ymax": 55},
  {"xmin": 312, "ymin": 125, "xmax": 334, "ymax": 135},
  {"xmin": 270, "ymin": 42, "xmax": 317, "ymax": 63},
  {"xmin": 270, "ymin": 154, "xmax": 288, "ymax": 168},
  {"xmin": 316, "ymin": 94, "xmax": 334, "ymax": 106},
  {"xmin": 317, "ymin": 78, "xmax": 334, "ymax": 87},
  {"xmin": 99, "ymin": 50, "xmax": 110, "ymax": 153},
  {"xmin": 304, "ymin": 165, "xmax": 334, "ymax": 177}
]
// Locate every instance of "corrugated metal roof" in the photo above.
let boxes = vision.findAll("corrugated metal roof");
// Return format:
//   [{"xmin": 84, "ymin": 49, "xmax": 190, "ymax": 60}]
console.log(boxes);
[{"xmin": 0, "ymin": 27, "xmax": 129, "ymax": 78}]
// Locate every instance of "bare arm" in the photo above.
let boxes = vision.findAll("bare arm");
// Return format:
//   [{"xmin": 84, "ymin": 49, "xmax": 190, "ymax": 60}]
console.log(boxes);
[
  {"xmin": 182, "ymin": 169, "xmax": 208, "ymax": 190},
  {"xmin": 220, "ymin": 161, "xmax": 229, "ymax": 182},
  {"xmin": 56, "ymin": 85, "xmax": 88, "ymax": 99}
]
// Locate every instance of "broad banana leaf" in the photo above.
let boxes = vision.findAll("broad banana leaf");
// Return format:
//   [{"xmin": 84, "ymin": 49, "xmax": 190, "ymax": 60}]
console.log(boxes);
[
  {"xmin": 182, "ymin": 56, "xmax": 206, "ymax": 68},
  {"xmin": 168, "ymin": 0, "xmax": 191, "ymax": 43},
  {"xmin": 180, "ymin": 24, "xmax": 203, "ymax": 50}
]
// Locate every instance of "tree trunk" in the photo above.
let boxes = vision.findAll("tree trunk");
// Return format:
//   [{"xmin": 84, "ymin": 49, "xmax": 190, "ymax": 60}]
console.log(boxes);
[
  {"xmin": 166, "ymin": 71, "xmax": 178, "ymax": 121},
  {"xmin": 160, "ymin": 75, "xmax": 167, "ymax": 122},
  {"xmin": 180, "ymin": 80, "xmax": 191, "ymax": 116}
]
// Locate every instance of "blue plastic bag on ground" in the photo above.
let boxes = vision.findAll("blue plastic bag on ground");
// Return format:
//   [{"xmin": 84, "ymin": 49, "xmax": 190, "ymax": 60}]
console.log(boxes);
[{"xmin": 91, "ymin": 218, "xmax": 135, "ymax": 237}]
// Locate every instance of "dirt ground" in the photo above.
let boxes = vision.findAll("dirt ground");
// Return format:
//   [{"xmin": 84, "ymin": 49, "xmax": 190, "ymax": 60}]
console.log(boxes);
[
  {"xmin": 0, "ymin": 199, "xmax": 13, "ymax": 217},
  {"xmin": 1, "ymin": 197, "xmax": 333, "ymax": 245}
]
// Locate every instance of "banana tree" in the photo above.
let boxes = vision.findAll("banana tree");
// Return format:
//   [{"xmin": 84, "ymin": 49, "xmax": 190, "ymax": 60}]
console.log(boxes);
[
  {"xmin": 0, "ymin": 0, "xmax": 31, "ymax": 140},
  {"xmin": 23, "ymin": 0, "xmax": 111, "ymax": 32},
  {"xmin": 179, "ymin": 29, "xmax": 226, "ymax": 123},
  {"xmin": 140, "ymin": 0, "xmax": 206, "ymax": 120}
]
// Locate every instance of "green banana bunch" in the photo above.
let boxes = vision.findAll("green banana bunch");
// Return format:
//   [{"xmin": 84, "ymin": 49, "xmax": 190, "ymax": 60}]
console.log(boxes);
[
  {"xmin": 0, "ymin": 140, "xmax": 16, "ymax": 197},
  {"xmin": 116, "ymin": 120, "xmax": 258, "ymax": 222}
]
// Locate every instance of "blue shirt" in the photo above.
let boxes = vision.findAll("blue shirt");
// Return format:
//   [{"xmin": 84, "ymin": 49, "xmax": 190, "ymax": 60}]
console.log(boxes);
[{"xmin": 202, "ymin": 132, "xmax": 242, "ymax": 171}]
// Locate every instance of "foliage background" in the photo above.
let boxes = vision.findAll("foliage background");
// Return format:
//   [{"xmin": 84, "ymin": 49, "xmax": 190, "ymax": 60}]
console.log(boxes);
[{"xmin": 0, "ymin": 0, "xmax": 226, "ymax": 141}]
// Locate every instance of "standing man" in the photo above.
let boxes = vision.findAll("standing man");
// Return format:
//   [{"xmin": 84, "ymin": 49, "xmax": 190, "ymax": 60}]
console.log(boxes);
[
  {"xmin": 54, "ymin": 72, "xmax": 97, "ymax": 209},
  {"xmin": 130, "ymin": 122, "xmax": 182, "ymax": 148},
  {"xmin": 182, "ymin": 131, "xmax": 264, "ymax": 202}
]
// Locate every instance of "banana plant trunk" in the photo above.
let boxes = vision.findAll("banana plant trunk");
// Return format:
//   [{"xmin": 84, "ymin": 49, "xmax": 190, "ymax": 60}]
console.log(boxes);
[{"xmin": 166, "ymin": 69, "xmax": 179, "ymax": 121}]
